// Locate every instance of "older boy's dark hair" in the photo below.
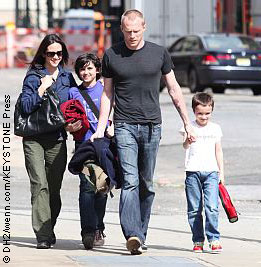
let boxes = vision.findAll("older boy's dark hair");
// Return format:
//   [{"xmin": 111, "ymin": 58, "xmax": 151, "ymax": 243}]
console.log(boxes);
[
  {"xmin": 192, "ymin": 92, "xmax": 214, "ymax": 112},
  {"xmin": 74, "ymin": 53, "xmax": 101, "ymax": 81}
]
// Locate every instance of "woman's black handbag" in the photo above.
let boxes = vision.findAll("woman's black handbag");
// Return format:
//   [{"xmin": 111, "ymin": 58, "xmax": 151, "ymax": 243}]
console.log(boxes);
[{"xmin": 14, "ymin": 87, "xmax": 66, "ymax": 137}]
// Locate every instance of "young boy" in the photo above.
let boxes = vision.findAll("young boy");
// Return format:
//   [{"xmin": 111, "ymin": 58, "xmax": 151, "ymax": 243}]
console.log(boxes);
[
  {"xmin": 180, "ymin": 92, "xmax": 224, "ymax": 253},
  {"xmin": 68, "ymin": 53, "xmax": 114, "ymax": 250}
]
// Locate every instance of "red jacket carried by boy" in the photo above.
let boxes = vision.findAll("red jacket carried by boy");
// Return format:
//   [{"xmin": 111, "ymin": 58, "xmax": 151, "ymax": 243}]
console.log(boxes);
[{"xmin": 60, "ymin": 99, "xmax": 89, "ymax": 141}]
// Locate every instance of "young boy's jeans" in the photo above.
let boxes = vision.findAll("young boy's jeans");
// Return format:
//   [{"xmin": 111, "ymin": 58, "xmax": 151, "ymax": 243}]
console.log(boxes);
[{"xmin": 185, "ymin": 171, "xmax": 220, "ymax": 243}]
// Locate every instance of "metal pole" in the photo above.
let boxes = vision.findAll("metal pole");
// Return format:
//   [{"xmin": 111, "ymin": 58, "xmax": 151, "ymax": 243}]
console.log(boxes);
[
  {"xmin": 187, "ymin": 0, "xmax": 190, "ymax": 34},
  {"xmin": 211, "ymin": 0, "xmax": 215, "ymax": 32},
  {"xmin": 162, "ymin": 0, "xmax": 166, "ymax": 47},
  {"xmin": 26, "ymin": 0, "xmax": 30, "ymax": 27},
  {"xmin": 47, "ymin": 0, "xmax": 53, "ymax": 28},
  {"xmin": 242, "ymin": 0, "xmax": 246, "ymax": 34},
  {"xmin": 15, "ymin": 0, "xmax": 19, "ymax": 27},
  {"xmin": 58, "ymin": 0, "xmax": 62, "ymax": 16},
  {"xmin": 36, "ymin": 0, "xmax": 40, "ymax": 29}
]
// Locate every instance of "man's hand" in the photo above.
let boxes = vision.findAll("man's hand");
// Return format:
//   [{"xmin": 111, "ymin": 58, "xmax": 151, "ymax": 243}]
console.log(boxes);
[
  {"xmin": 106, "ymin": 125, "xmax": 114, "ymax": 138},
  {"xmin": 65, "ymin": 120, "xmax": 82, "ymax": 132},
  {"xmin": 184, "ymin": 124, "xmax": 196, "ymax": 144}
]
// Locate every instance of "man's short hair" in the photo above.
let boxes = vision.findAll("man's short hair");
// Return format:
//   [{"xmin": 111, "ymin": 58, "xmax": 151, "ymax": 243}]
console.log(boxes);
[
  {"xmin": 192, "ymin": 92, "xmax": 214, "ymax": 112},
  {"xmin": 121, "ymin": 9, "xmax": 145, "ymax": 25}
]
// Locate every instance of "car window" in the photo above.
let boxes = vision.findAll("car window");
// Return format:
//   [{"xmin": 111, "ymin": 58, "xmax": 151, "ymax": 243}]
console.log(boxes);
[
  {"xmin": 169, "ymin": 39, "xmax": 184, "ymax": 53},
  {"xmin": 204, "ymin": 36, "xmax": 261, "ymax": 50},
  {"xmin": 182, "ymin": 37, "xmax": 201, "ymax": 52}
]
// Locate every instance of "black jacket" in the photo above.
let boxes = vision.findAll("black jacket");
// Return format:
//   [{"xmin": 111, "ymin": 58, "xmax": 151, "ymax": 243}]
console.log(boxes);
[{"xmin": 68, "ymin": 137, "xmax": 122, "ymax": 189}]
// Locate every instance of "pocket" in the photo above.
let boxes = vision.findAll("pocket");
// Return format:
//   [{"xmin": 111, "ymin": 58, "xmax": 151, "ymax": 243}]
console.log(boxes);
[
  {"xmin": 153, "ymin": 123, "xmax": 162, "ymax": 129},
  {"xmin": 61, "ymin": 78, "xmax": 70, "ymax": 87},
  {"xmin": 115, "ymin": 122, "xmax": 126, "ymax": 128}
]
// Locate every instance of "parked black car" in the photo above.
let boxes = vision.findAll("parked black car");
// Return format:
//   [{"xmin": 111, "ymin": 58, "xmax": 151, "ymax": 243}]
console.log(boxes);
[{"xmin": 164, "ymin": 33, "xmax": 261, "ymax": 95}]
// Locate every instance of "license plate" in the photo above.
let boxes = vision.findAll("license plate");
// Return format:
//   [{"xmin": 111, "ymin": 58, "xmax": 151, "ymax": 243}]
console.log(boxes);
[{"xmin": 236, "ymin": 58, "xmax": 251, "ymax": 66}]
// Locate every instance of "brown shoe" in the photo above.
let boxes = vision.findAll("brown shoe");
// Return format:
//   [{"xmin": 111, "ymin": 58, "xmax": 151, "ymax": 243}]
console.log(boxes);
[{"xmin": 126, "ymin": 236, "xmax": 142, "ymax": 255}]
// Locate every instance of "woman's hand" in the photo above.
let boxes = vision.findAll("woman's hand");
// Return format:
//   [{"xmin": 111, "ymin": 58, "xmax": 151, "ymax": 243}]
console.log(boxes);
[
  {"xmin": 65, "ymin": 120, "xmax": 82, "ymax": 132},
  {"xmin": 38, "ymin": 75, "xmax": 54, "ymax": 96}
]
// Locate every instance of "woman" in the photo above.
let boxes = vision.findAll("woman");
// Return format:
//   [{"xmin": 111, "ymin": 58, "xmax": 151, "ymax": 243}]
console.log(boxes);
[{"xmin": 20, "ymin": 34, "xmax": 77, "ymax": 249}]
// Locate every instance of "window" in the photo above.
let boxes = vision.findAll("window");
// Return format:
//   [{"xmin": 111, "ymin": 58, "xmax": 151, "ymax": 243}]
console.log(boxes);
[
  {"xmin": 169, "ymin": 39, "xmax": 185, "ymax": 53},
  {"xmin": 182, "ymin": 37, "xmax": 200, "ymax": 52}
]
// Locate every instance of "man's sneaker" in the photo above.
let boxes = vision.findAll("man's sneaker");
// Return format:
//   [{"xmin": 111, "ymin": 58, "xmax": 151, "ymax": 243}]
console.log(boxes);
[
  {"xmin": 209, "ymin": 240, "xmax": 222, "ymax": 253},
  {"xmin": 141, "ymin": 242, "xmax": 148, "ymax": 252},
  {"xmin": 37, "ymin": 241, "xmax": 51, "ymax": 249},
  {"xmin": 82, "ymin": 232, "xmax": 95, "ymax": 250},
  {"xmin": 93, "ymin": 230, "xmax": 106, "ymax": 247},
  {"xmin": 193, "ymin": 242, "xmax": 204, "ymax": 253},
  {"xmin": 126, "ymin": 236, "xmax": 142, "ymax": 255}
]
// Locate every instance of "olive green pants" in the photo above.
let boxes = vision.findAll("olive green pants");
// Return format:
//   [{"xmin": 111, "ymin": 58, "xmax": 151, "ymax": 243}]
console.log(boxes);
[{"xmin": 23, "ymin": 139, "xmax": 67, "ymax": 242}]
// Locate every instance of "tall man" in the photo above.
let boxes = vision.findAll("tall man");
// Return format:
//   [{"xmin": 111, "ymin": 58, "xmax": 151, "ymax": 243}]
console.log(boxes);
[{"xmin": 91, "ymin": 9, "xmax": 196, "ymax": 255}]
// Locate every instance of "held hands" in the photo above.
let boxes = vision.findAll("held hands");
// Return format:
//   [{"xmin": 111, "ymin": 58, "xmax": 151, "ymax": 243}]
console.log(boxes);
[
  {"xmin": 65, "ymin": 120, "xmax": 82, "ymax": 132},
  {"xmin": 185, "ymin": 124, "xmax": 196, "ymax": 144}
]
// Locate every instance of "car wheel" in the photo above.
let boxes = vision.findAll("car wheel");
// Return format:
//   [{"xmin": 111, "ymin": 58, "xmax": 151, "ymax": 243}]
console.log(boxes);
[
  {"xmin": 212, "ymin": 87, "xmax": 225, "ymax": 94},
  {"xmin": 188, "ymin": 68, "xmax": 203, "ymax": 93},
  {"xmin": 251, "ymin": 87, "xmax": 261, "ymax": 96}
]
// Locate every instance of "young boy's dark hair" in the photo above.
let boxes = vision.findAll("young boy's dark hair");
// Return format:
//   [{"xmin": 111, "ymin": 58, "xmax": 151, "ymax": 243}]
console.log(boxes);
[
  {"xmin": 192, "ymin": 92, "xmax": 214, "ymax": 112},
  {"xmin": 74, "ymin": 53, "xmax": 101, "ymax": 81}
]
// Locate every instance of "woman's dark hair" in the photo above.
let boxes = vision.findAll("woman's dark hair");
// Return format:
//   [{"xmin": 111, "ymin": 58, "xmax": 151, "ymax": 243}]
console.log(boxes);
[
  {"xmin": 30, "ymin": 34, "xmax": 69, "ymax": 69},
  {"xmin": 74, "ymin": 53, "xmax": 101, "ymax": 81},
  {"xmin": 192, "ymin": 92, "xmax": 214, "ymax": 112}
]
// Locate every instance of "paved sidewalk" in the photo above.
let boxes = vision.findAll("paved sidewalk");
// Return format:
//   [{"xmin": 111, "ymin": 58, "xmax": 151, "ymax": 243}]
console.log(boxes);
[{"xmin": 4, "ymin": 207, "xmax": 261, "ymax": 267}]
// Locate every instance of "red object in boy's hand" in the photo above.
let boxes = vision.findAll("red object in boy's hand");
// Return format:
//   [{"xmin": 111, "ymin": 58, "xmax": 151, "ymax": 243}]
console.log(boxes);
[{"xmin": 219, "ymin": 183, "xmax": 238, "ymax": 223}]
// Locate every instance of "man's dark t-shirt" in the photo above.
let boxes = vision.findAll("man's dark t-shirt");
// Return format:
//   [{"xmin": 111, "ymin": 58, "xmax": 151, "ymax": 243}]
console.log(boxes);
[{"xmin": 102, "ymin": 41, "xmax": 173, "ymax": 124}]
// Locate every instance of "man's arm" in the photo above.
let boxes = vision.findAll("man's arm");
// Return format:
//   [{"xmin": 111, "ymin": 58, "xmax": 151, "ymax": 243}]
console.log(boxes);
[
  {"xmin": 163, "ymin": 70, "xmax": 196, "ymax": 142},
  {"xmin": 90, "ymin": 77, "xmax": 114, "ymax": 141}
]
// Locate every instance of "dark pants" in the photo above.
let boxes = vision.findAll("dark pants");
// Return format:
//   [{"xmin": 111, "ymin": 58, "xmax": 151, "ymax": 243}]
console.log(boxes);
[
  {"xmin": 23, "ymin": 139, "xmax": 67, "ymax": 242},
  {"xmin": 75, "ymin": 141, "xmax": 108, "ymax": 237},
  {"xmin": 79, "ymin": 173, "xmax": 108, "ymax": 236}
]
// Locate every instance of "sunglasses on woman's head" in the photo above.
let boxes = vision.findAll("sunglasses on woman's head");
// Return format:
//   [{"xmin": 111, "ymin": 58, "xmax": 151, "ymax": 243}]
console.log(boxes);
[{"xmin": 45, "ymin": 51, "xmax": 63, "ymax": 58}]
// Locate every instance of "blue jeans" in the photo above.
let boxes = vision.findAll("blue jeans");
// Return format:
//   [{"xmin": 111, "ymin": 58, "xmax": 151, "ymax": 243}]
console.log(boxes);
[
  {"xmin": 115, "ymin": 122, "xmax": 161, "ymax": 242},
  {"xmin": 75, "ymin": 142, "xmax": 107, "ymax": 237},
  {"xmin": 185, "ymin": 171, "xmax": 220, "ymax": 243}
]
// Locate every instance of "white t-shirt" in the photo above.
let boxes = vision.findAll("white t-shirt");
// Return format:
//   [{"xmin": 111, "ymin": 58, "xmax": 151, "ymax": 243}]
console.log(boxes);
[{"xmin": 179, "ymin": 121, "xmax": 222, "ymax": 172}]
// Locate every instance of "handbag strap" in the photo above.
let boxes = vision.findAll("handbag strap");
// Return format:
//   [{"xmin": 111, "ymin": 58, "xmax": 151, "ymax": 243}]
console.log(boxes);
[{"xmin": 78, "ymin": 84, "xmax": 99, "ymax": 118}]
